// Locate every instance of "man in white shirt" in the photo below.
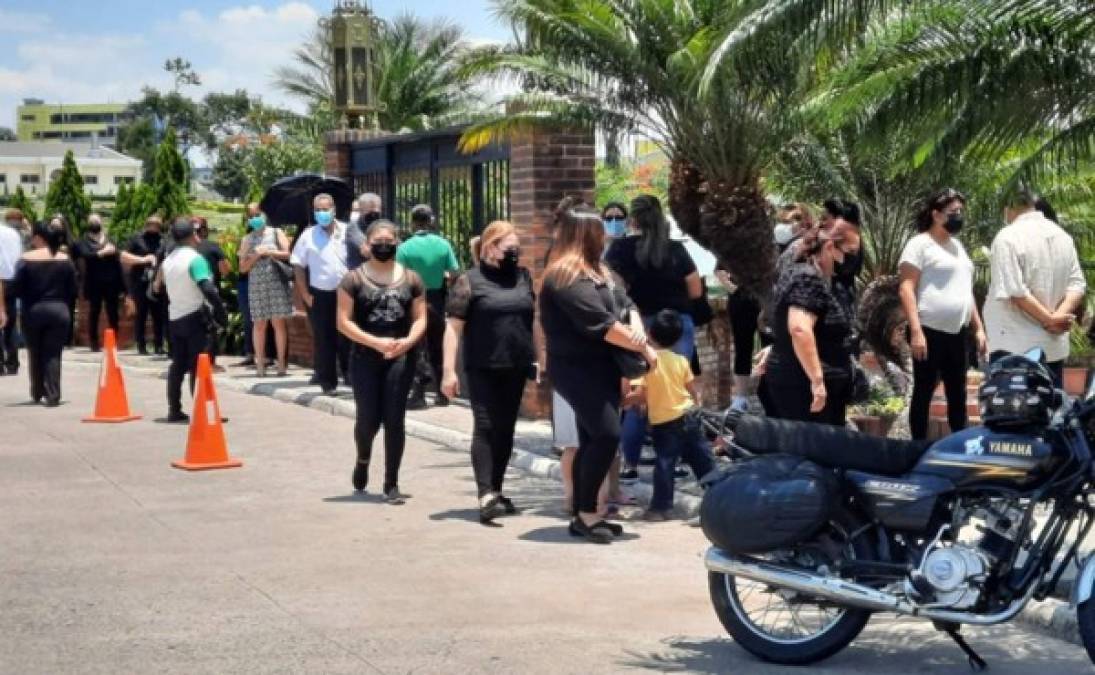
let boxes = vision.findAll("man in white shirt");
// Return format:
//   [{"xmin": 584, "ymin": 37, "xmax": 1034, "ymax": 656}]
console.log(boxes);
[
  {"xmin": 291, "ymin": 193, "xmax": 350, "ymax": 394},
  {"xmin": 0, "ymin": 209, "xmax": 24, "ymax": 375},
  {"xmin": 983, "ymin": 186, "xmax": 1086, "ymax": 384}
]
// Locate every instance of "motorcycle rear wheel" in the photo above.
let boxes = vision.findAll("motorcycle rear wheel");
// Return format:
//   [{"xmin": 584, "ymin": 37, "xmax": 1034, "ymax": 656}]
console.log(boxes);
[
  {"xmin": 708, "ymin": 509, "xmax": 875, "ymax": 665},
  {"xmin": 1076, "ymin": 594, "xmax": 1095, "ymax": 663}
]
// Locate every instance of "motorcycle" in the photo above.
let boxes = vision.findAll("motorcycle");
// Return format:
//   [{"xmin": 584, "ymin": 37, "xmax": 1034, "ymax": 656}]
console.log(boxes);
[{"xmin": 699, "ymin": 350, "xmax": 1095, "ymax": 668}]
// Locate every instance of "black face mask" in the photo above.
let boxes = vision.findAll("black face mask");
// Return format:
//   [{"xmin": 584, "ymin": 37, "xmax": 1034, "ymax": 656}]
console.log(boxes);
[
  {"xmin": 945, "ymin": 213, "xmax": 965, "ymax": 234},
  {"xmin": 87, "ymin": 223, "xmax": 102, "ymax": 234},
  {"xmin": 370, "ymin": 242, "xmax": 396, "ymax": 261},
  {"xmin": 499, "ymin": 248, "xmax": 520, "ymax": 272},
  {"xmin": 362, "ymin": 211, "xmax": 382, "ymax": 226}
]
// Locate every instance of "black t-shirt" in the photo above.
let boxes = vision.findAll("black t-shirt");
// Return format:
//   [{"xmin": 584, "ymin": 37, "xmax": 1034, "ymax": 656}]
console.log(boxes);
[
  {"xmin": 338, "ymin": 266, "xmax": 425, "ymax": 342},
  {"xmin": 447, "ymin": 263, "xmax": 535, "ymax": 370},
  {"xmin": 125, "ymin": 231, "xmax": 163, "ymax": 290},
  {"xmin": 13, "ymin": 258, "xmax": 78, "ymax": 311},
  {"xmin": 540, "ymin": 274, "xmax": 619, "ymax": 361},
  {"xmin": 72, "ymin": 236, "xmax": 123, "ymax": 293},
  {"xmin": 766, "ymin": 263, "xmax": 853, "ymax": 386},
  {"xmin": 196, "ymin": 240, "xmax": 227, "ymax": 288},
  {"xmin": 604, "ymin": 235, "xmax": 696, "ymax": 315}
]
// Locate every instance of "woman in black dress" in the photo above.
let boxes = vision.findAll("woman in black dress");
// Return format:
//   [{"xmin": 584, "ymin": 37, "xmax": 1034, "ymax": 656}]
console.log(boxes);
[
  {"xmin": 441, "ymin": 220, "xmax": 536, "ymax": 524},
  {"xmin": 764, "ymin": 221, "xmax": 862, "ymax": 425},
  {"xmin": 336, "ymin": 220, "xmax": 427, "ymax": 504},
  {"xmin": 11, "ymin": 221, "xmax": 77, "ymax": 405},
  {"xmin": 541, "ymin": 205, "xmax": 656, "ymax": 543}
]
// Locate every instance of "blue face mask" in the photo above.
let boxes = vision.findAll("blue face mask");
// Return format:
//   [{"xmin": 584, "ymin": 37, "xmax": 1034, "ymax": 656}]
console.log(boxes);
[
  {"xmin": 314, "ymin": 210, "xmax": 334, "ymax": 226},
  {"xmin": 247, "ymin": 215, "xmax": 265, "ymax": 231},
  {"xmin": 604, "ymin": 218, "xmax": 626, "ymax": 238}
]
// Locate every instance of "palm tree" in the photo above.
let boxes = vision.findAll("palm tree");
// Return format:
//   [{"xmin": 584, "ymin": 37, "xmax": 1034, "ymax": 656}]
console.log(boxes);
[
  {"xmin": 459, "ymin": 0, "xmax": 892, "ymax": 294},
  {"xmin": 820, "ymin": 0, "xmax": 1095, "ymax": 190},
  {"xmin": 271, "ymin": 14, "xmax": 479, "ymax": 133}
]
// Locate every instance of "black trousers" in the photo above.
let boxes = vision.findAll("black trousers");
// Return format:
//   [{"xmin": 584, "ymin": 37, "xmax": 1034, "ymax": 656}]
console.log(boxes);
[
  {"xmin": 768, "ymin": 376, "xmax": 851, "ymax": 427},
  {"xmin": 133, "ymin": 289, "xmax": 166, "ymax": 351},
  {"xmin": 550, "ymin": 357, "xmax": 621, "ymax": 515},
  {"xmin": 86, "ymin": 287, "xmax": 121, "ymax": 349},
  {"xmin": 466, "ymin": 366, "xmax": 527, "ymax": 498},
  {"xmin": 23, "ymin": 301, "xmax": 70, "ymax": 403},
  {"xmin": 308, "ymin": 288, "xmax": 349, "ymax": 390},
  {"xmin": 350, "ymin": 347, "xmax": 417, "ymax": 491},
  {"xmin": 910, "ymin": 326, "xmax": 969, "ymax": 440},
  {"xmin": 414, "ymin": 288, "xmax": 447, "ymax": 393},
  {"xmin": 728, "ymin": 288, "xmax": 761, "ymax": 377},
  {"xmin": 0, "ymin": 292, "xmax": 17, "ymax": 371},
  {"xmin": 167, "ymin": 311, "xmax": 209, "ymax": 414}
]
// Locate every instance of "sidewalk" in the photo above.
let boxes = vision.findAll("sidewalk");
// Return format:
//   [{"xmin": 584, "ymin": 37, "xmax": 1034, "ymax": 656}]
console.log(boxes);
[{"xmin": 64, "ymin": 348, "xmax": 707, "ymax": 518}]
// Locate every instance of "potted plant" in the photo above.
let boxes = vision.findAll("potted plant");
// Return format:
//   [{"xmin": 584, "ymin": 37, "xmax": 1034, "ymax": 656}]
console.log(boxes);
[
  {"xmin": 851, "ymin": 381, "xmax": 906, "ymax": 437},
  {"xmin": 1065, "ymin": 324, "xmax": 1094, "ymax": 396}
]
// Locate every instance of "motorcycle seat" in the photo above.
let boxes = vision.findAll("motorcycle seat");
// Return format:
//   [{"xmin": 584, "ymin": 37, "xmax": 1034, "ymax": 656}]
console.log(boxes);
[{"xmin": 733, "ymin": 415, "xmax": 931, "ymax": 477}]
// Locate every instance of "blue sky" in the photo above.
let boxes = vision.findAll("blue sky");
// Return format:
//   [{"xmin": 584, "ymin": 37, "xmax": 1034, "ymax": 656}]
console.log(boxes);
[{"xmin": 0, "ymin": 1, "xmax": 511, "ymax": 129}]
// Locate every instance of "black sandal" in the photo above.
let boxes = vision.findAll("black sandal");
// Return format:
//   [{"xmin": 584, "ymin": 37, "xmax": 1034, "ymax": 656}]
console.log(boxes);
[
  {"xmin": 568, "ymin": 518, "xmax": 612, "ymax": 544},
  {"xmin": 479, "ymin": 495, "xmax": 504, "ymax": 524},
  {"xmin": 594, "ymin": 521, "xmax": 624, "ymax": 537},
  {"xmin": 498, "ymin": 496, "xmax": 518, "ymax": 515}
]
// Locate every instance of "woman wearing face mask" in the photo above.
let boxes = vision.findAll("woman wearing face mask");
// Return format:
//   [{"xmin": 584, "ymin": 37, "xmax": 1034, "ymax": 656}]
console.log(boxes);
[
  {"xmin": 440, "ymin": 221, "xmax": 537, "ymax": 524},
  {"xmin": 899, "ymin": 188, "xmax": 986, "ymax": 439},
  {"xmin": 336, "ymin": 220, "xmax": 427, "ymax": 504},
  {"xmin": 601, "ymin": 202, "xmax": 628, "ymax": 245},
  {"xmin": 238, "ymin": 204, "xmax": 294, "ymax": 377},
  {"xmin": 765, "ymin": 221, "xmax": 862, "ymax": 425}
]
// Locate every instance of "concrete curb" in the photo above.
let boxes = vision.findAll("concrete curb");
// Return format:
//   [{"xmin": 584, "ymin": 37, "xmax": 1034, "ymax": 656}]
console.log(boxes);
[
  {"xmin": 1016, "ymin": 596, "xmax": 1082, "ymax": 647},
  {"xmin": 67, "ymin": 356, "xmax": 705, "ymax": 518}
]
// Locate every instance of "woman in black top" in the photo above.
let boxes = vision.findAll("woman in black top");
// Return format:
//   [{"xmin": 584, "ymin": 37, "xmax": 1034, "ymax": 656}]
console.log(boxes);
[
  {"xmin": 11, "ymin": 221, "xmax": 77, "ymax": 406},
  {"xmin": 541, "ymin": 206, "xmax": 656, "ymax": 544},
  {"xmin": 765, "ymin": 222, "xmax": 861, "ymax": 426},
  {"xmin": 441, "ymin": 221, "xmax": 536, "ymax": 524},
  {"xmin": 337, "ymin": 220, "xmax": 427, "ymax": 504},
  {"xmin": 604, "ymin": 194, "xmax": 702, "ymax": 477}
]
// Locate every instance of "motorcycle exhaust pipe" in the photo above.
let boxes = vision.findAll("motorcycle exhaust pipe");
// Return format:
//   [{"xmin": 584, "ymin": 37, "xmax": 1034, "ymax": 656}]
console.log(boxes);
[
  {"xmin": 704, "ymin": 548, "xmax": 913, "ymax": 614},
  {"xmin": 704, "ymin": 548, "xmax": 1037, "ymax": 625}
]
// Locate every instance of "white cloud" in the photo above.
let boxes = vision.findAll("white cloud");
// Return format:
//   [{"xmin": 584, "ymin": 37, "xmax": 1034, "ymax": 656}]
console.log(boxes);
[{"xmin": 0, "ymin": 2, "xmax": 320, "ymax": 130}]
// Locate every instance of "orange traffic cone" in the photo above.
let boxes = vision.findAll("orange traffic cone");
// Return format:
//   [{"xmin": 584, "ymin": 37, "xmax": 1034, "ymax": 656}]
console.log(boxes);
[
  {"xmin": 172, "ymin": 354, "xmax": 242, "ymax": 471},
  {"xmin": 82, "ymin": 329, "xmax": 142, "ymax": 423}
]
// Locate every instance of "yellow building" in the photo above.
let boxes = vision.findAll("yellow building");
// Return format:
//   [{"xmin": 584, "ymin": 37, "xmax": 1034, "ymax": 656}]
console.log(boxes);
[
  {"xmin": 0, "ymin": 141, "xmax": 141, "ymax": 197},
  {"xmin": 16, "ymin": 99, "xmax": 131, "ymax": 145}
]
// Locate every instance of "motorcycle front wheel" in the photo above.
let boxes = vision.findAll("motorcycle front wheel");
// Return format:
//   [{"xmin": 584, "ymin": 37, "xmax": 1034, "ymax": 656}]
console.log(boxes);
[{"xmin": 708, "ymin": 509, "xmax": 875, "ymax": 665}]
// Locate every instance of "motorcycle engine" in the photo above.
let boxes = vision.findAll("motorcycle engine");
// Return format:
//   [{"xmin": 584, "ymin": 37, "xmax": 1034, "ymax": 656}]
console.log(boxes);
[{"xmin": 906, "ymin": 500, "xmax": 1025, "ymax": 610}]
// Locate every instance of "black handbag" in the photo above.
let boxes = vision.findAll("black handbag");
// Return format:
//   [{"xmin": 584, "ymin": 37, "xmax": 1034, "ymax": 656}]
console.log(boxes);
[
  {"xmin": 608, "ymin": 285, "xmax": 649, "ymax": 379},
  {"xmin": 267, "ymin": 228, "xmax": 293, "ymax": 282}
]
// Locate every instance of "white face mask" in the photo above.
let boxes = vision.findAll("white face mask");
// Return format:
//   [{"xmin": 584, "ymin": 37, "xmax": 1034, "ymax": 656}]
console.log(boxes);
[{"xmin": 773, "ymin": 223, "xmax": 794, "ymax": 245}]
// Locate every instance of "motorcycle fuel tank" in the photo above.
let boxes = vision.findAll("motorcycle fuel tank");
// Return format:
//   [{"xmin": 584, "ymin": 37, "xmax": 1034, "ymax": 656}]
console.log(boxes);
[{"xmin": 913, "ymin": 426, "xmax": 1059, "ymax": 489}]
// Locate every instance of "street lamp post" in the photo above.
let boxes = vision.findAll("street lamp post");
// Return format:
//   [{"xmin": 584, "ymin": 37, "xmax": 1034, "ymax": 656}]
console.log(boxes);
[{"xmin": 322, "ymin": 1, "xmax": 384, "ymax": 131}]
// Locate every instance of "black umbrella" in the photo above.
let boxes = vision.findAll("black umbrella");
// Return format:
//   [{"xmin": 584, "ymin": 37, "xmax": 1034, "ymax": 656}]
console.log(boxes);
[{"xmin": 258, "ymin": 174, "xmax": 354, "ymax": 228}]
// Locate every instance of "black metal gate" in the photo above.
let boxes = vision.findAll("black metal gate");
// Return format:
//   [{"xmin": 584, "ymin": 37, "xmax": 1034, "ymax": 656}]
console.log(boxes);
[{"xmin": 350, "ymin": 126, "xmax": 509, "ymax": 265}]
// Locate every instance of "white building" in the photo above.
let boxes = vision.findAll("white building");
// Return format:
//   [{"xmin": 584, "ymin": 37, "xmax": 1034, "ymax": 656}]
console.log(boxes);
[{"xmin": 0, "ymin": 140, "xmax": 141, "ymax": 198}]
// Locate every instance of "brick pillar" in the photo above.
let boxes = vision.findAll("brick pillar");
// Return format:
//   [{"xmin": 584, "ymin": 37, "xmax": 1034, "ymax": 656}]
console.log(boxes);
[
  {"xmin": 323, "ymin": 128, "xmax": 388, "ymax": 182},
  {"xmin": 509, "ymin": 127, "xmax": 597, "ymax": 419}
]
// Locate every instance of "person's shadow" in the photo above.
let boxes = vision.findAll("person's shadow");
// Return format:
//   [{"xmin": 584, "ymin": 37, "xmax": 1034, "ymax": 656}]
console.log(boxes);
[{"xmin": 323, "ymin": 492, "xmax": 385, "ymax": 504}]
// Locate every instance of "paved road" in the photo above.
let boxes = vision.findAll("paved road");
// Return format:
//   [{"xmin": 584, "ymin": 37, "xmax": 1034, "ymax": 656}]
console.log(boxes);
[{"xmin": 0, "ymin": 358, "xmax": 1090, "ymax": 673}]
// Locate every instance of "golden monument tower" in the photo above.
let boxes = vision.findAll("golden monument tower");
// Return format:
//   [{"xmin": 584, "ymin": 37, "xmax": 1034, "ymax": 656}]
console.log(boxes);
[{"xmin": 323, "ymin": 1, "xmax": 384, "ymax": 130}]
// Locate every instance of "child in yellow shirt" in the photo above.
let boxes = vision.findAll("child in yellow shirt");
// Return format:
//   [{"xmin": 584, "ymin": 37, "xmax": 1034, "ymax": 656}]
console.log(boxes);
[{"xmin": 625, "ymin": 309, "xmax": 718, "ymax": 520}]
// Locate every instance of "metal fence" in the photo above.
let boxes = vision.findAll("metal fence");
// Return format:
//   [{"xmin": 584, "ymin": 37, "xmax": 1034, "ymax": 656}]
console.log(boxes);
[{"xmin": 350, "ymin": 126, "xmax": 509, "ymax": 266}]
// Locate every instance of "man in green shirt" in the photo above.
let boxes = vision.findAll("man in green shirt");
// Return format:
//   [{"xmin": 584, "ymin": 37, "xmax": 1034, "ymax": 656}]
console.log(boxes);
[
  {"xmin": 162, "ymin": 218, "xmax": 228, "ymax": 422},
  {"xmin": 396, "ymin": 204, "xmax": 461, "ymax": 408}
]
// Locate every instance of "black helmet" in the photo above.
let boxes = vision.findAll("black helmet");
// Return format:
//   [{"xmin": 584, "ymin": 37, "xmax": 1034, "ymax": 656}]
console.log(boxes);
[{"xmin": 979, "ymin": 353, "xmax": 1058, "ymax": 430}]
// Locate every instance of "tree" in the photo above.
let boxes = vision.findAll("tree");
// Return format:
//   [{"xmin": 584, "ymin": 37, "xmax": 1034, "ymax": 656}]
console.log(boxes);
[
  {"xmin": 9, "ymin": 185, "xmax": 39, "ymax": 224},
  {"xmin": 821, "ymin": 1, "xmax": 1095, "ymax": 194},
  {"xmin": 45, "ymin": 150, "xmax": 92, "ymax": 236},
  {"xmin": 211, "ymin": 146, "xmax": 252, "ymax": 201},
  {"xmin": 272, "ymin": 14, "xmax": 480, "ymax": 132},
  {"xmin": 0, "ymin": 127, "xmax": 15, "ymax": 141},
  {"xmin": 461, "ymin": 0, "xmax": 888, "ymax": 294},
  {"xmin": 244, "ymin": 141, "xmax": 323, "ymax": 193},
  {"xmin": 152, "ymin": 127, "xmax": 190, "ymax": 222},
  {"xmin": 165, "ymin": 57, "xmax": 202, "ymax": 92},
  {"xmin": 111, "ymin": 181, "xmax": 132, "ymax": 236}
]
